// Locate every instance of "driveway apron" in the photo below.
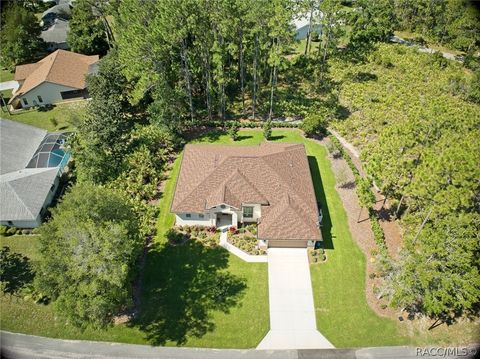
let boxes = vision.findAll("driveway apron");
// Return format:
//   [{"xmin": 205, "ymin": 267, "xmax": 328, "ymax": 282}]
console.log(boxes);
[{"xmin": 257, "ymin": 248, "xmax": 334, "ymax": 350}]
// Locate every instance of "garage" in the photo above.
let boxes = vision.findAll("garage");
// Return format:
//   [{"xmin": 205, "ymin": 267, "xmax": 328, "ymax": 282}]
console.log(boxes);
[{"xmin": 268, "ymin": 240, "xmax": 307, "ymax": 248}]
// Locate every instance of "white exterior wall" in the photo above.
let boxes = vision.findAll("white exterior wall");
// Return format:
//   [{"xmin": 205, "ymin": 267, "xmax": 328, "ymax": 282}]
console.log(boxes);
[
  {"xmin": 208, "ymin": 204, "xmax": 241, "ymax": 226},
  {"xmin": 0, "ymin": 218, "xmax": 41, "ymax": 229},
  {"xmin": 239, "ymin": 203, "xmax": 261, "ymax": 223},
  {"xmin": 175, "ymin": 213, "xmax": 214, "ymax": 226},
  {"xmin": 19, "ymin": 82, "xmax": 81, "ymax": 108}
]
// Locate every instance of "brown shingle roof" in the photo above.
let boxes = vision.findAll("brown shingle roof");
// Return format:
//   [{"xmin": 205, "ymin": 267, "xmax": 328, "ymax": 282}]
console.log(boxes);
[
  {"xmin": 171, "ymin": 142, "xmax": 322, "ymax": 241},
  {"xmin": 12, "ymin": 50, "xmax": 99, "ymax": 98}
]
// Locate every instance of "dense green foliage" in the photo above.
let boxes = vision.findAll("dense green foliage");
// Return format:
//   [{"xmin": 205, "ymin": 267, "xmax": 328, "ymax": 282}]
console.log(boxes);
[
  {"xmin": 67, "ymin": 0, "xmax": 109, "ymax": 56},
  {"xmin": 115, "ymin": 0, "xmax": 295, "ymax": 129},
  {"xmin": 330, "ymin": 43, "xmax": 480, "ymax": 320},
  {"xmin": 35, "ymin": 184, "xmax": 142, "ymax": 328},
  {"xmin": 0, "ymin": 4, "xmax": 44, "ymax": 69},
  {"xmin": 393, "ymin": 0, "xmax": 480, "ymax": 51}
]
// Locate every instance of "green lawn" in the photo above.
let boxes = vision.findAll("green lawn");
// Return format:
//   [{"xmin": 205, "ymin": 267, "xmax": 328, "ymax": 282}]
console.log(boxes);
[
  {"xmin": 0, "ymin": 131, "xmax": 270, "ymax": 348},
  {"xmin": 0, "ymin": 102, "xmax": 86, "ymax": 132},
  {"xmin": 0, "ymin": 68, "xmax": 14, "ymax": 82},
  {"xmin": 0, "ymin": 129, "xmax": 419, "ymax": 348},
  {"xmin": 305, "ymin": 138, "xmax": 409, "ymax": 347}
]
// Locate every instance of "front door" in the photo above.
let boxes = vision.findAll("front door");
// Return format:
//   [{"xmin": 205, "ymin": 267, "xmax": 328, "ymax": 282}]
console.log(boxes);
[{"xmin": 216, "ymin": 213, "xmax": 232, "ymax": 228}]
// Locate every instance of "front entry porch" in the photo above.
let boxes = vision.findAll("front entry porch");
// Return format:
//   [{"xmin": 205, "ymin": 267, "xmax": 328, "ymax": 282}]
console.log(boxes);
[{"xmin": 216, "ymin": 213, "xmax": 234, "ymax": 228}]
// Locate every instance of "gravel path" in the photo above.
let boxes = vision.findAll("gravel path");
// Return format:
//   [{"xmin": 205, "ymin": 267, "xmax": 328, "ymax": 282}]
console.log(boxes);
[{"xmin": 315, "ymin": 137, "xmax": 399, "ymax": 319}]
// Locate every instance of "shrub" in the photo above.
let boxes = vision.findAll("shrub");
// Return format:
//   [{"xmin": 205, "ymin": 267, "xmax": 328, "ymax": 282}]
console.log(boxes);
[
  {"xmin": 6, "ymin": 227, "xmax": 17, "ymax": 236},
  {"xmin": 380, "ymin": 303, "xmax": 388, "ymax": 310},
  {"xmin": 229, "ymin": 226, "xmax": 238, "ymax": 235},
  {"xmin": 263, "ymin": 120, "xmax": 272, "ymax": 140},
  {"xmin": 369, "ymin": 272, "xmax": 376, "ymax": 279},
  {"xmin": 49, "ymin": 118, "xmax": 58, "ymax": 128},
  {"xmin": 0, "ymin": 226, "xmax": 7, "ymax": 236},
  {"xmin": 21, "ymin": 229, "xmax": 31, "ymax": 235},
  {"xmin": 228, "ymin": 121, "xmax": 240, "ymax": 140},
  {"xmin": 167, "ymin": 228, "xmax": 187, "ymax": 245},
  {"xmin": 207, "ymin": 225, "xmax": 217, "ymax": 233},
  {"xmin": 301, "ymin": 112, "xmax": 329, "ymax": 137}
]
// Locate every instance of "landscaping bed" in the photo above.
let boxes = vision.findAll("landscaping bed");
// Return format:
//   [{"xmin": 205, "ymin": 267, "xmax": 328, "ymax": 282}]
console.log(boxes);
[
  {"xmin": 307, "ymin": 247, "xmax": 326, "ymax": 264},
  {"xmin": 167, "ymin": 225, "xmax": 220, "ymax": 247},
  {"xmin": 227, "ymin": 224, "xmax": 266, "ymax": 256}
]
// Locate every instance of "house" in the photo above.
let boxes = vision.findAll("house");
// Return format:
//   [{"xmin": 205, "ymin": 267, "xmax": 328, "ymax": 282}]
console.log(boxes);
[
  {"xmin": 41, "ymin": 3, "xmax": 72, "ymax": 28},
  {"xmin": 171, "ymin": 142, "xmax": 322, "ymax": 248},
  {"xmin": 9, "ymin": 50, "xmax": 99, "ymax": 109},
  {"xmin": 0, "ymin": 119, "xmax": 70, "ymax": 228},
  {"xmin": 41, "ymin": 18, "xmax": 70, "ymax": 51}
]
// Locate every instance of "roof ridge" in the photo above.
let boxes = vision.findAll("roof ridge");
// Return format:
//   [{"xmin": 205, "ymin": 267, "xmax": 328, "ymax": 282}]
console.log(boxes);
[{"xmin": 5, "ymin": 182, "xmax": 36, "ymax": 220}]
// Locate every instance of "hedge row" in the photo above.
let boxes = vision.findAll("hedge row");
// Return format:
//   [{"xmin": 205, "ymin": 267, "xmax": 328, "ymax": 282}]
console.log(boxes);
[
  {"xmin": 194, "ymin": 119, "xmax": 300, "ymax": 129},
  {"xmin": 0, "ymin": 226, "xmax": 36, "ymax": 236}
]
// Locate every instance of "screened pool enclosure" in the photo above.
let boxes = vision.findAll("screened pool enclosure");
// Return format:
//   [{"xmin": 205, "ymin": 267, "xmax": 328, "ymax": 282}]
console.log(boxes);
[{"xmin": 26, "ymin": 133, "xmax": 70, "ymax": 169}]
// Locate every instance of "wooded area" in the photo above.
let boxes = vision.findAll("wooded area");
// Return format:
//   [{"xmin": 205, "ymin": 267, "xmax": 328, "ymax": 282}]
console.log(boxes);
[{"xmin": 1, "ymin": 0, "xmax": 479, "ymax": 332}]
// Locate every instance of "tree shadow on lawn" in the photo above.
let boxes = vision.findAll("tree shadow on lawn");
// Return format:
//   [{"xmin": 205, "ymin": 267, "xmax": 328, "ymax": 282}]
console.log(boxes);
[
  {"xmin": 132, "ymin": 240, "xmax": 247, "ymax": 346},
  {"xmin": 0, "ymin": 246, "xmax": 35, "ymax": 295},
  {"xmin": 308, "ymin": 156, "xmax": 334, "ymax": 250},
  {"xmin": 236, "ymin": 134, "xmax": 253, "ymax": 141}
]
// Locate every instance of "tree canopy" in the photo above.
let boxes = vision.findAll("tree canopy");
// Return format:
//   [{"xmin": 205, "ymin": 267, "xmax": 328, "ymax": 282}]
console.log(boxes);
[
  {"xmin": 35, "ymin": 183, "xmax": 142, "ymax": 328},
  {"xmin": 0, "ymin": 3, "xmax": 44, "ymax": 69},
  {"xmin": 67, "ymin": 0, "xmax": 109, "ymax": 56}
]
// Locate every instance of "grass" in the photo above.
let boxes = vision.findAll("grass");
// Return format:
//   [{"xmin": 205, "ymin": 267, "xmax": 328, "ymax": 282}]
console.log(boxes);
[
  {"xmin": 0, "ymin": 68, "xmax": 14, "ymax": 82},
  {"xmin": 305, "ymin": 141, "xmax": 409, "ymax": 347},
  {"xmin": 0, "ymin": 132, "xmax": 270, "ymax": 349},
  {"xmin": 1, "ymin": 102, "xmax": 86, "ymax": 132},
  {"xmin": 2, "ymin": 129, "xmax": 472, "ymax": 347}
]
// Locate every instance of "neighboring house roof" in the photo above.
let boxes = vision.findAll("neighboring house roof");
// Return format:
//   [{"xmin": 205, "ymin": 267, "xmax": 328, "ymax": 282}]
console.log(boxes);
[
  {"xmin": 41, "ymin": 19, "xmax": 69, "ymax": 46},
  {"xmin": 172, "ymin": 143, "xmax": 322, "ymax": 241},
  {"xmin": 12, "ymin": 50, "xmax": 99, "ymax": 100},
  {"xmin": 0, "ymin": 168, "xmax": 58, "ymax": 221},
  {"xmin": 0, "ymin": 119, "xmax": 68, "ymax": 222},
  {"xmin": 0, "ymin": 119, "xmax": 47, "ymax": 175},
  {"xmin": 42, "ymin": 3, "xmax": 72, "ymax": 20}
]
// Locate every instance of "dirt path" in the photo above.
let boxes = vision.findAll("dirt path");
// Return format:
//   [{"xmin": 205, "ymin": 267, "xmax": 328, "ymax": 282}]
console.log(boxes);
[
  {"xmin": 316, "ymin": 137, "xmax": 398, "ymax": 319},
  {"xmin": 327, "ymin": 129, "xmax": 403, "ymax": 258}
]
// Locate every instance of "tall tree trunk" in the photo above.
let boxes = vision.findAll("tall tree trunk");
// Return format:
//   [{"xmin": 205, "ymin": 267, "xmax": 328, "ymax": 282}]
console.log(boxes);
[
  {"xmin": 412, "ymin": 208, "xmax": 432, "ymax": 245},
  {"xmin": 252, "ymin": 33, "xmax": 259, "ymax": 120},
  {"xmin": 239, "ymin": 27, "xmax": 245, "ymax": 116},
  {"xmin": 304, "ymin": 6, "xmax": 314, "ymax": 56},
  {"xmin": 202, "ymin": 47, "xmax": 212, "ymax": 121},
  {"xmin": 318, "ymin": 16, "xmax": 332, "ymax": 87},
  {"xmin": 268, "ymin": 62, "xmax": 277, "ymax": 120},
  {"xmin": 180, "ymin": 39, "xmax": 194, "ymax": 122},
  {"xmin": 395, "ymin": 194, "xmax": 405, "ymax": 218}
]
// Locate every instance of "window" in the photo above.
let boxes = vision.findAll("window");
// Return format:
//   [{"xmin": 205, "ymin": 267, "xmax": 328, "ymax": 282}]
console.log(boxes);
[
  {"xmin": 243, "ymin": 206, "xmax": 254, "ymax": 218},
  {"xmin": 220, "ymin": 204, "xmax": 226, "ymax": 209},
  {"xmin": 185, "ymin": 213, "xmax": 191, "ymax": 218},
  {"xmin": 22, "ymin": 98, "xmax": 28, "ymax": 106},
  {"xmin": 60, "ymin": 89, "xmax": 85, "ymax": 100},
  {"xmin": 37, "ymin": 95, "xmax": 43, "ymax": 103},
  {"xmin": 199, "ymin": 214, "xmax": 205, "ymax": 218}
]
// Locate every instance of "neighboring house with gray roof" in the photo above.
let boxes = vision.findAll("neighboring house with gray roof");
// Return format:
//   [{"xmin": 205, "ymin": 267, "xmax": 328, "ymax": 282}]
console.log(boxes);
[
  {"xmin": 41, "ymin": 3, "xmax": 72, "ymax": 28},
  {"xmin": 41, "ymin": 18, "xmax": 70, "ymax": 51},
  {"xmin": 0, "ymin": 119, "xmax": 70, "ymax": 228}
]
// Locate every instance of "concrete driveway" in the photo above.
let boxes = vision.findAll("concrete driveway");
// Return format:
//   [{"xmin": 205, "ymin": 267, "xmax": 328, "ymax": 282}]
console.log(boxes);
[{"xmin": 257, "ymin": 248, "xmax": 334, "ymax": 350}]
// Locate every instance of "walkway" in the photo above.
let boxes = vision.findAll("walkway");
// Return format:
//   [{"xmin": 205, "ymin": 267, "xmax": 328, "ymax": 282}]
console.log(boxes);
[
  {"xmin": 0, "ymin": 80, "xmax": 19, "ymax": 92},
  {"xmin": 257, "ymin": 248, "xmax": 334, "ymax": 350},
  {"xmin": 219, "ymin": 229, "xmax": 267, "ymax": 262}
]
